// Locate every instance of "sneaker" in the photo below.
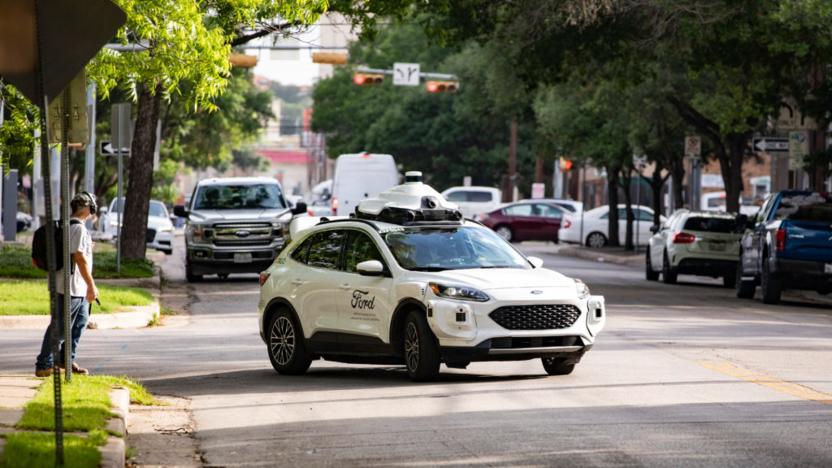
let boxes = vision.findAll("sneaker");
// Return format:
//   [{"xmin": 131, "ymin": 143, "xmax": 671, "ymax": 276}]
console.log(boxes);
[
  {"xmin": 35, "ymin": 368, "xmax": 52, "ymax": 378},
  {"xmin": 71, "ymin": 363, "xmax": 89, "ymax": 375}
]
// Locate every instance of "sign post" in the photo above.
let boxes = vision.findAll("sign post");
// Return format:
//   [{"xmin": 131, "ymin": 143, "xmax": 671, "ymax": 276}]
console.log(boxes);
[
  {"xmin": 111, "ymin": 103, "xmax": 132, "ymax": 273},
  {"xmin": 632, "ymin": 155, "xmax": 648, "ymax": 253},
  {"xmin": 685, "ymin": 136, "xmax": 702, "ymax": 210}
]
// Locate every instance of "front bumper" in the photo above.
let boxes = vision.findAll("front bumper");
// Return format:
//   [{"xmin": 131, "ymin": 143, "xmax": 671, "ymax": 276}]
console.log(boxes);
[
  {"xmin": 187, "ymin": 240, "xmax": 284, "ymax": 275},
  {"xmin": 148, "ymin": 230, "xmax": 173, "ymax": 252},
  {"xmin": 426, "ymin": 293, "xmax": 606, "ymax": 362}
]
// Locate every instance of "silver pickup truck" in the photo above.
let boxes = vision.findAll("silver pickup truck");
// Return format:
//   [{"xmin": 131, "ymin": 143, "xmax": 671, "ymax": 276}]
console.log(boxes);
[{"xmin": 174, "ymin": 177, "xmax": 306, "ymax": 282}]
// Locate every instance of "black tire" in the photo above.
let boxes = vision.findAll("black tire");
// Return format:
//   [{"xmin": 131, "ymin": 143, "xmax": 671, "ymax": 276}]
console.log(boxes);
[
  {"xmin": 760, "ymin": 256, "xmax": 782, "ymax": 305},
  {"xmin": 662, "ymin": 251, "xmax": 677, "ymax": 284},
  {"xmin": 494, "ymin": 225, "xmax": 513, "ymax": 242},
  {"xmin": 185, "ymin": 262, "xmax": 202, "ymax": 283},
  {"xmin": 722, "ymin": 272, "xmax": 736, "ymax": 288},
  {"xmin": 645, "ymin": 248, "xmax": 659, "ymax": 281},
  {"xmin": 586, "ymin": 232, "xmax": 607, "ymax": 249},
  {"xmin": 542, "ymin": 357, "xmax": 575, "ymax": 375},
  {"xmin": 735, "ymin": 260, "xmax": 756, "ymax": 299},
  {"xmin": 267, "ymin": 309, "xmax": 312, "ymax": 375},
  {"xmin": 403, "ymin": 311, "xmax": 441, "ymax": 382}
]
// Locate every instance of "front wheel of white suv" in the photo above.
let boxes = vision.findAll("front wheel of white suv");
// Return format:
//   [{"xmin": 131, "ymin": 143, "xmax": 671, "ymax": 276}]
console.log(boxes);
[
  {"xmin": 403, "ymin": 311, "xmax": 441, "ymax": 382},
  {"xmin": 267, "ymin": 309, "xmax": 312, "ymax": 375},
  {"xmin": 541, "ymin": 357, "xmax": 575, "ymax": 375}
]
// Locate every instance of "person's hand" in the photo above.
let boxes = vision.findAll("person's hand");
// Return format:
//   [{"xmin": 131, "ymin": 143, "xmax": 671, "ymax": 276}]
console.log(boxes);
[{"xmin": 86, "ymin": 286, "xmax": 99, "ymax": 304}]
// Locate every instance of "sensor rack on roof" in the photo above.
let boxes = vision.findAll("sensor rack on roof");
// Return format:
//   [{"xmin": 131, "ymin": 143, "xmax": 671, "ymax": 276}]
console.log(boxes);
[{"xmin": 354, "ymin": 171, "xmax": 464, "ymax": 226}]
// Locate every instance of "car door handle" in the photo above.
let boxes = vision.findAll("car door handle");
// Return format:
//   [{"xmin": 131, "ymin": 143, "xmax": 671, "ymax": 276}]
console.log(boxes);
[
  {"xmin": 339, "ymin": 283, "xmax": 351, "ymax": 290},
  {"xmin": 291, "ymin": 279, "xmax": 306, "ymax": 286}
]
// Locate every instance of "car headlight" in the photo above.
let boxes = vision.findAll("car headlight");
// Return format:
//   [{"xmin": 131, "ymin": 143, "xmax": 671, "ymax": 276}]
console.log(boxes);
[
  {"xmin": 159, "ymin": 226, "xmax": 173, "ymax": 233},
  {"xmin": 429, "ymin": 282, "xmax": 490, "ymax": 302},
  {"xmin": 574, "ymin": 278, "xmax": 590, "ymax": 300},
  {"xmin": 187, "ymin": 224, "xmax": 207, "ymax": 242},
  {"xmin": 271, "ymin": 221, "xmax": 287, "ymax": 236}
]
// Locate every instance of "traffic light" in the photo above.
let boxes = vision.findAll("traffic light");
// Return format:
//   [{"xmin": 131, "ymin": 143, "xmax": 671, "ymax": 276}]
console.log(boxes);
[
  {"xmin": 353, "ymin": 73, "xmax": 384, "ymax": 85},
  {"xmin": 560, "ymin": 158, "xmax": 573, "ymax": 171},
  {"xmin": 426, "ymin": 80, "xmax": 459, "ymax": 93},
  {"xmin": 312, "ymin": 52, "xmax": 348, "ymax": 65}
]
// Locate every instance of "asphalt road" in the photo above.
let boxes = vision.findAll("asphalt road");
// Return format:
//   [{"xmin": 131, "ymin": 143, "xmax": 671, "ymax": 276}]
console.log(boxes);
[{"xmin": 2, "ymin": 238, "xmax": 832, "ymax": 466}]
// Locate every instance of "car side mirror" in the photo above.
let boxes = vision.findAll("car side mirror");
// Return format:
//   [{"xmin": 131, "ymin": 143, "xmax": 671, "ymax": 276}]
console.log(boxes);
[
  {"xmin": 291, "ymin": 201, "xmax": 308, "ymax": 216},
  {"xmin": 173, "ymin": 205, "xmax": 189, "ymax": 218},
  {"xmin": 356, "ymin": 260, "xmax": 385, "ymax": 276},
  {"xmin": 528, "ymin": 256, "xmax": 544, "ymax": 268},
  {"xmin": 649, "ymin": 224, "xmax": 660, "ymax": 234}
]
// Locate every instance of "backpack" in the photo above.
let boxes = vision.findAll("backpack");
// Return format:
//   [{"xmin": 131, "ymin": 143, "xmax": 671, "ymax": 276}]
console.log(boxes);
[{"xmin": 31, "ymin": 219, "xmax": 82, "ymax": 273}]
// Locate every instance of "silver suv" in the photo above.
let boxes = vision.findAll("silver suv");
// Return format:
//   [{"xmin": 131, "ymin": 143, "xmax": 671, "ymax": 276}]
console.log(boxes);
[{"xmin": 174, "ymin": 177, "xmax": 306, "ymax": 282}]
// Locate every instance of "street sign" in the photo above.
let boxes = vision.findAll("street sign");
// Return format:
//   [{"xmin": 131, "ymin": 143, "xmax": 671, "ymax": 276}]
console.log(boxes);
[
  {"xmin": 788, "ymin": 131, "xmax": 809, "ymax": 170},
  {"xmin": 754, "ymin": 137, "xmax": 789, "ymax": 152},
  {"xmin": 632, "ymin": 154, "xmax": 648, "ymax": 170},
  {"xmin": 685, "ymin": 136, "xmax": 702, "ymax": 159},
  {"xmin": 393, "ymin": 62, "xmax": 420, "ymax": 86},
  {"xmin": 47, "ymin": 71, "xmax": 88, "ymax": 145},
  {"xmin": 531, "ymin": 183, "xmax": 545, "ymax": 199},
  {"xmin": 99, "ymin": 141, "xmax": 130, "ymax": 156}
]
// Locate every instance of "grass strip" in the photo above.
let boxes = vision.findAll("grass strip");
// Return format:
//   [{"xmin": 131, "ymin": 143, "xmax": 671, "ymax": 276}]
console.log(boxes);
[
  {"xmin": 0, "ymin": 430, "xmax": 106, "ymax": 468},
  {"xmin": 0, "ymin": 280, "xmax": 153, "ymax": 316},
  {"xmin": 0, "ymin": 245, "xmax": 154, "ymax": 279},
  {"xmin": 16, "ymin": 375, "xmax": 162, "ymax": 434}
]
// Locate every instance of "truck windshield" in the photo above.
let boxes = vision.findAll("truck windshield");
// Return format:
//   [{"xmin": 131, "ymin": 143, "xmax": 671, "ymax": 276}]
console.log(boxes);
[
  {"xmin": 777, "ymin": 193, "xmax": 832, "ymax": 223},
  {"xmin": 193, "ymin": 184, "xmax": 286, "ymax": 210},
  {"xmin": 383, "ymin": 226, "xmax": 531, "ymax": 271}
]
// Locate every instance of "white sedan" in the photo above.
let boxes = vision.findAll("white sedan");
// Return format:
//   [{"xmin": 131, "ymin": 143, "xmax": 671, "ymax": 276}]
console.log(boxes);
[
  {"xmin": 101, "ymin": 198, "xmax": 174, "ymax": 255},
  {"xmin": 559, "ymin": 204, "xmax": 666, "ymax": 248}
]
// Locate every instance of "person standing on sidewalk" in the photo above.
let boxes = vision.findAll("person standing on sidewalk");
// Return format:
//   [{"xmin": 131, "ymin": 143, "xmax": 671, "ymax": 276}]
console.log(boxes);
[{"xmin": 35, "ymin": 192, "xmax": 99, "ymax": 377}]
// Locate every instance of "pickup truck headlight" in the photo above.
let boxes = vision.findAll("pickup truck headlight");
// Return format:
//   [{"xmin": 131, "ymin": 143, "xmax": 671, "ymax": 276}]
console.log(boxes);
[
  {"xmin": 574, "ymin": 279, "xmax": 590, "ymax": 300},
  {"xmin": 187, "ymin": 224, "xmax": 209, "ymax": 243},
  {"xmin": 429, "ymin": 282, "xmax": 490, "ymax": 302},
  {"xmin": 271, "ymin": 221, "xmax": 287, "ymax": 237}
]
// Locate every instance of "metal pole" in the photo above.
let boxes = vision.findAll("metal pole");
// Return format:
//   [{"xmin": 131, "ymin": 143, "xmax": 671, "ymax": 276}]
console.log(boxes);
[
  {"xmin": 84, "ymin": 83, "xmax": 96, "ymax": 194},
  {"xmin": 116, "ymin": 136, "xmax": 122, "ymax": 273},
  {"xmin": 635, "ymin": 171, "xmax": 640, "ymax": 254},
  {"xmin": 61, "ymin": 89, "xmax": 73, "ymax": 383},
  {"xmin": 0, "ymin": 94, "xmax": 4, "ymax": 244}
]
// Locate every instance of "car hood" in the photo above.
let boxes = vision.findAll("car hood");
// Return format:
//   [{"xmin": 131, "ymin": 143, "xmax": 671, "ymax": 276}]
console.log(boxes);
[
  {"xmin": 426, "ymin": 267, "xmax": 575, "ymax": 291},
  {"xmin": 147, "ymin": 216, "xmax": 172, "ymax": 229},
  {"xmin": 189, "ymin": 208, "xmax": 292, "ymax": 224}
]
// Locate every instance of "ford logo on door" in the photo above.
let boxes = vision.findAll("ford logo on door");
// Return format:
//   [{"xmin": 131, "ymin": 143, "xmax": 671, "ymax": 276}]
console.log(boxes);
[{"xmin": 235, "ymin": 230, "xmax": 251, "ymax": 238}]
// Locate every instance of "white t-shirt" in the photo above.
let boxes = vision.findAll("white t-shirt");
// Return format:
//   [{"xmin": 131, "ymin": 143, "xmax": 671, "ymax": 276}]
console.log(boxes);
[{"xmin": 56, "ymin": 218, "xmax": 93, "ymax": 297}]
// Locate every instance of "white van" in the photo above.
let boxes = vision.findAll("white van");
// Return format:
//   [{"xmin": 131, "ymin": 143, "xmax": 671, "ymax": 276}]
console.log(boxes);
[
  {"xmin": 331, "ymin": 153, "xmax": 399, "ymax": 216},
  {"xmin": 441, "ymin": 186, "xmax": 502, "ymax": 218}
]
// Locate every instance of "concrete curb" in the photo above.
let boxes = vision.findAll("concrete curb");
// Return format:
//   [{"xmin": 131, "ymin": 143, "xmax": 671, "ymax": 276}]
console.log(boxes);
[
  {"xmin": 557, "ymin": 246, "xmax": 643, "ymax": 267},
  {"xmin": 0, "ymin": 301, "xmax": 159, "ymax": 330},
  {"xmin": 100, "ymin": 387, "xmax": 130, "ymax": 468}
]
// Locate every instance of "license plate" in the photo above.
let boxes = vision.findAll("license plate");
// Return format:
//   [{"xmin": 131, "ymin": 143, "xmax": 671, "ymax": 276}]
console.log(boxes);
[
  {"xmin": 825, "ymin": 263, "xmax": 832, "ymax": 274},
  {"xmin": 709, "ymin": 242, "xmax": 726, "ymax": 251},
  {"xmin": 234, "ymin": 253, "xmax": 252, "ymax": 264}
]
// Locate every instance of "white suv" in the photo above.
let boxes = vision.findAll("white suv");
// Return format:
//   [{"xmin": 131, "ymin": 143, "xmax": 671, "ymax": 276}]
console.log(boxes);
[{"xmin": 258, "ymin": 173, "xmax": 606, "ymax": 381}]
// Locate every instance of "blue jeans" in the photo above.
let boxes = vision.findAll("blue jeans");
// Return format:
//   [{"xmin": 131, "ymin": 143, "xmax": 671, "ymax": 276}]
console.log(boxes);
[{"xmin": 35, "ymin": 295, "xmax": 90, "ymax": 370}]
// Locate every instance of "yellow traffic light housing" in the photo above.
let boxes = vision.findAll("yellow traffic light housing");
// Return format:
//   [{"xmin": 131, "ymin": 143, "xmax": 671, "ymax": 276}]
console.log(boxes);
[
  {"xmin": 426, "ymin": 80, "xmax": 459, "ymax": 93},
  {"xmin": 353, "ymin": 73, "xmax": 385, "ymax": 85},
  {"xmin": 312, "ymin": 52, "xmax": 348, "ymax": 65}
]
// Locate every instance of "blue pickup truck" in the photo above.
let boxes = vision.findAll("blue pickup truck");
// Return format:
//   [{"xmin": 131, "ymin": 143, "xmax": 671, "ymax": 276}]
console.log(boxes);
[{"xmin": 736, "ymin": 191, "xmax": 832, "ymax": 304}]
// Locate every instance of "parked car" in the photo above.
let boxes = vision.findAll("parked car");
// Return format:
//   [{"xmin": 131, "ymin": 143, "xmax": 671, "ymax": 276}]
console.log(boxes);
[
  {"xmin": 521, "ymin": 198, "xmax": 583, "ymax": 214},
  {"xmin": 331, "ymin": 153, "xmax": 398, "ymax": 216},
  {"xmin": 174, "ymin": 177, "xmax": 306, "ymax": 281},
  {"xmin": 559, "ymin": 204, "xmax": 666, "ymax": 248},
  {"xmin": 442, "ymin": 186, "xmax": 502, "ymax": 218},
  {"xmin": 478, "ymin": 201, "xmax": 565, "ymax": 242},
  {"xmin": 701, "ymin": 191, "xmax": 760, "ymax": 216},
  {"xmin": 646, "ymin": 210, "xmax": 741, "ymax": 286},
  {"xmin": 736, "ymin": 191, "xmax": 832, "ymax": 304},
  {"xmin": 100, "ymin": 198, "xmax": 174, "ymax": 255}
]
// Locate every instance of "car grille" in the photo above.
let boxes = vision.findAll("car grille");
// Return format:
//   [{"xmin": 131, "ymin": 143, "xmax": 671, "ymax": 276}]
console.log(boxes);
[
  {"xmin": 210, "ymin": 222, "xmax": 275, "ymax": 247},
  {"xmin": 145, "ymin": 229, "xmax": 156, "ymax": 243},
  {"xmin": 489, "ymin": 304, "xmax": 581, "ymax": 330}
]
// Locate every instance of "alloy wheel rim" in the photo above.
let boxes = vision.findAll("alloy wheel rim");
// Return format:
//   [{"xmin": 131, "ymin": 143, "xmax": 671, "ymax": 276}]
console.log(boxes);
[
  {"xmin": 270, "ymin": 316, "xmax": 296, "ymax": 366},
  {"xmin": 404, "ymin": 322, "xmax": 419, "ymax": 371},
  {"xmin": 589, "ymin": 234, "xmax": 603, "ymax": 248},
  {"xmin": 497, "ymin": 227, "xmax": 511, "ymax": 241}
]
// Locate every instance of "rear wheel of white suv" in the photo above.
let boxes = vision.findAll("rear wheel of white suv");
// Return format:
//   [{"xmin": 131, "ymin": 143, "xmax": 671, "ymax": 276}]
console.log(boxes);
[
  {"xmin": 403, "ymin": 311, "xmax": 440, "ymax": 382},
  {"xmin": 267, "ymin": 309, "xmax": 312, "ymax": 375}
]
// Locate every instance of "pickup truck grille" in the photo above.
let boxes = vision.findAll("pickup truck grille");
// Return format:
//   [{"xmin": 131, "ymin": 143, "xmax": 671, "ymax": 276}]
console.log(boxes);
[
  {"xmin": 489, "ymin": 304, "xmax": 581, "ymax": 330},
  {"xmin": 210, "ymin": 222, "xmax": 275, "ymax": 247}
]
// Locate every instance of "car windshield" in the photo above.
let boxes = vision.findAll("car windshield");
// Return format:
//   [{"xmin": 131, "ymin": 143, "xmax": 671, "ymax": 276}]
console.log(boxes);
[
  {"xmin": 777, "ymin": 193, "xmax": 832, "ymax": 223},
  {"xmin": 193, "ymin": 184, "xmax": 286, "ymax": 210},
  {"xmin": 683, "ymin": 217, "xmax": 737, "ymax": 233},
  {"xmin": 383, "ymin": 225, "xmax": 531, "ymax": 271},
  {"xmin": 148, "ymin": 202, "xmax": 167, "ymax": 218}
]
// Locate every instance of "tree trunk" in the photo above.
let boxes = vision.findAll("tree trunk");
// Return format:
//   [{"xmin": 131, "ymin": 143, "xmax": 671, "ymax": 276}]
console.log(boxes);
[
  {"xmin": 621, "ymin": 169, "xmax": 634, "ymax": 250},
  {"xmin": 720, "ymin": 133, "xmax": 750, "ymax": 213},
  {"xmin": 606, "ymin": 168, "xmax": 620, "ymax": 247},
  {"xmin": 534, "ymin": 156, "xmax": 544, "ymax": 183},
  {"xmin": 671, "ymin": 160, "xmax": 685, "ymax": 210},
  {"xmin": 121, "ymin": 84, "xmax": 163, "ymax": 261},
  {"xmin": 643, "ymin": 160, "xmax": 667, "ymax": 226}
]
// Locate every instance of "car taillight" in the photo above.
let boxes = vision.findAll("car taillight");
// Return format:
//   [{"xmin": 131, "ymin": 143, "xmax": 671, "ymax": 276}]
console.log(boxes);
[
  {"xmin": 331, "ymin": 197, "xmax": 338, "ymax": 215},
  {"xmin": 259, "ymin": 272, "xmax": 270, "ymax": 287},
  {"xmin": 563, "ymin": 219, "xmax": 572, "ymax": 229},
  {"xmin": 307, "ymin": 208, "xmax": 314, "ymax": 216},
  {"xmin": 673, "ymin": 232, "xmax": 696, "ymax": 244},
  {"xmin": 776, "ymin": 228, "xmax": 786, "ymax": 252}
]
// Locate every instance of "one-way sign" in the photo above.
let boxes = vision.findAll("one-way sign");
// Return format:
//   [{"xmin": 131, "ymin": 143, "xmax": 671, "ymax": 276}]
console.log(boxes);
[
  {"xmin": 100, "ymin": 141, "xmax": 131, "ymax": 156},
  {"xmin": 753, "ymin": 137, "xmax": 789, "ymax": 152}
]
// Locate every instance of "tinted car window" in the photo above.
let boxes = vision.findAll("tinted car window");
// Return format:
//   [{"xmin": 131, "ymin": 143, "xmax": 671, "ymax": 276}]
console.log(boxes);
[
  {"xmin": 536, "ymin": 204, "xmax": 563, "ymax": 219},
  {"xmin": 290, "ymin": 237, "xmax": 312, "ymax": 263},
  {"xmin": 683, "ymin": 217, "xmax": 737, "ymax": 233},
  {"xmin": 617, "ymin": 208, "xmax": 653, "ymax": 221},
  {"xmin": 344, "ymin": 231, "xmax": 385, "ymax": 273},
  {"xmin": 445, "ymin": 191, "xmax": 468, "ymax": 202},
  {"xmin": 777, "ymin": 193, "xmax": 832, "ymax": 222},
  {"xmin": 306, "ymin": 231, "xmax": 345, "ymax": 269},
  {"xmin": 552, "ymin": 202, "xmax": 577, "ymax": 213},
  {"xmin": 469, "ymin": 191, "xmax": 493, "ymax": 202},
  {"xmin": 504, "ymin": 204, "xmax": 533, "ymax": 216}
]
